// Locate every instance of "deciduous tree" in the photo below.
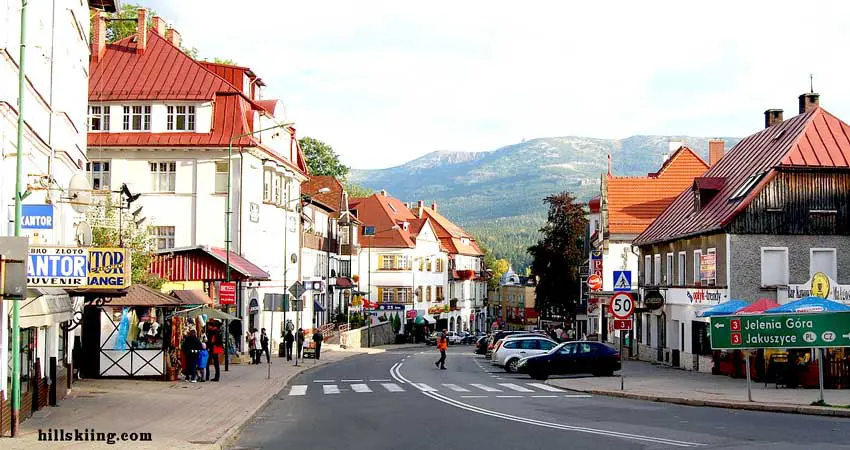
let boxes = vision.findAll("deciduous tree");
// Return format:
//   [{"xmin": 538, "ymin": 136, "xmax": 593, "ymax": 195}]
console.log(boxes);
[
  {"xmin": 299, "ymin": 136, "xmax": 350, "ymax": 179},
  {"xmin": 528, "ymin": 191, "xmax": 587, "ymax": 320}
]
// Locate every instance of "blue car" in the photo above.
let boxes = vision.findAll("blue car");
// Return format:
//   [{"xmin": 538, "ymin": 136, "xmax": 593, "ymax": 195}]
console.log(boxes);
[{"xmin": 517, "ymin": 341, "xmax": 621, "ymax": 380}]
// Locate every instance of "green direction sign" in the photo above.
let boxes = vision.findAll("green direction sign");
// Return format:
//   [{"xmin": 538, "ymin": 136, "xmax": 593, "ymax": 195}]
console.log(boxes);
[{"xmin": 710, "ymin": 312, "xmax": 850, "ymax": 349}]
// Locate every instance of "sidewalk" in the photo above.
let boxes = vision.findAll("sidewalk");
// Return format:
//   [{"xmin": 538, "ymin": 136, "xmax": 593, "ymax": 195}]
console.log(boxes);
[
  {"xmin": 5, "ymin": 348, "xmax": 359, "ymax": 450},
  {"xmin": 548, "ymin": 360, "xmax": 850, "ymax": 417}
]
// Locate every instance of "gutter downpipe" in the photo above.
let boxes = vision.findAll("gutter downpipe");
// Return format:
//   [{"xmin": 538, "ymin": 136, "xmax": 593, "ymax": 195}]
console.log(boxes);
[{"xmin": 11, "ymin": 0, "xmax": 29, "ymax": 437}]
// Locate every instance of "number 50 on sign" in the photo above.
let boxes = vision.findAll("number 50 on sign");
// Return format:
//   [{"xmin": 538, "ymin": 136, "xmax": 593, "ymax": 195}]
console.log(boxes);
[{"xmin": 609, "ymin": 292, "xmax": 635, "ymax": 319}]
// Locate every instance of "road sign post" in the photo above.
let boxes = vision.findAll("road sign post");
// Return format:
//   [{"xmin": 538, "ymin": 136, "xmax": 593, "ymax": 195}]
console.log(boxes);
[
  {"xmin": 609, "ymin": 292, "xmax": 635, "ymax": 320},
  {"xmin": 710, "ymin": 312, "xmax": 850, "ymax": 349}
]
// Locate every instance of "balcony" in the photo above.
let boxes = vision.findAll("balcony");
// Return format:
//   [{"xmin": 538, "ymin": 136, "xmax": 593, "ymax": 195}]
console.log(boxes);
[
  {"xmin": 303, "ymin": 233, "xmax": 339, "ymax": 252},
  {"xmin": 339, "ymin": 243, "xmax": 359, "ymax": 256}
]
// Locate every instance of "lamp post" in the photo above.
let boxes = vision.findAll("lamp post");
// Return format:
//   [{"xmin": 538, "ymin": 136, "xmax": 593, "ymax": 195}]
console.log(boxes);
[{"xmin": 225, "ymin": 122, "xmax": 291, "ymax": 370}]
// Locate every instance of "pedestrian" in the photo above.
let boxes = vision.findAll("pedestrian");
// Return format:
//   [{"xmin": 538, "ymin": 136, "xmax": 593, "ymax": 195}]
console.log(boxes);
[
  {"xmin": 296, "ymin": 328, "xmax": 305, "ymax": 360},
  {"xmin": 181, "ymin": 329, "xmax": 202, "ymax": 382},
  {"xmin": 197, "ymin": 342, "xmax": 210, "ymax": 382},
  {"xmin": 205, "ymin": 319, "xmax": 222, "ymax": 382},
  {"xmin": 246, "ymin": 331, "xmax": 255, "ymax": 364},
  {"xmin": 284, "ymin": 329, "xmax": 294, "ymax": 361},
  {"xmin": 260, "ymin": 328, "xmax": 271, "ymax": 363},
  {"xmin": 434, "ymin": 329, "xmax": 448, "ymax": 370},
  {"xmin": 313, "ymin": 330, "xmax": 324, "ymax": 360},
  {"xmin": 251, "ymin": 328, "xmax": 261, "ymax": 364}
]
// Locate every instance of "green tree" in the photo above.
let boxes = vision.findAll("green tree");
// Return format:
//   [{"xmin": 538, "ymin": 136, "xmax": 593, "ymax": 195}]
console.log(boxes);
[
  {"xmin": 212, "ymin": 57, "xmax": 236, "ymax": 65},
  {"xmin": 528, "ymin": 191, "xmax": 587, "ymax": 321},
  {"xmin": 344, "ymin": 182, "xmax": 374, "ymax": 198},
  {"xmin": 87, "ymin": 195, "xmax": 165, "ymax": 289},
  {"xmin": 299, "ymin": 137, "xmax": 350, "ymax": 179},
  {"xmin": 481, "ymin": 244, "xmax": 510, "ymax": 290}
]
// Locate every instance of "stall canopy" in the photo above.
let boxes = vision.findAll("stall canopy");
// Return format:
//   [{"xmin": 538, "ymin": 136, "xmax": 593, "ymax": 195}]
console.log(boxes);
[
  {"xmin": 735, "ymin": 298, "xmax": 780, "ymax": 315},
  {"xmin": 697, "ymin": 299, "xmax": 750, "ymax": 317},
  {"xmin": 16, "ymin": 288, "xmax": 73, "ymax": 328},
  {"xmin": 171, "ymin": 305, "xmax": 238, "ymax": 321},
  {"xmin": 106, "ymin": 284, "xmax": 198, "ymax": 307},
  {"xmin": 414, "ymin": 313, "xmax": 436, "ymax": 325},
  {"xmin": 764, "ymin": 297, "xmax": 850, "ymax": 314}
]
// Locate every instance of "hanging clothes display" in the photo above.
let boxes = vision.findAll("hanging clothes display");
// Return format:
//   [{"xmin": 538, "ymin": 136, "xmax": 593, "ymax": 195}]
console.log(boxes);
[{"xmin": 115, "ymin": 307, "xmax": 131, "ymax": 350}]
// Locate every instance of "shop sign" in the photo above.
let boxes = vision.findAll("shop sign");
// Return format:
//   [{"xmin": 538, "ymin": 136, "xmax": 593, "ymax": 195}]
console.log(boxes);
[
  {"xmin": 699, "ymin": 253, "xmax": 716, "ymax": 285},
  {"xmin": 644, "ymin": 290, "xmax": 664, "ymax": 310},
  {"xmin": 710, "ymin": 312, "xmax": 850, "ymax": 349},
  {"xmin": 788, "ymin": 272, "xmax": 850, "ymax": 302},
  {"xmin": 21, "ymin": 204, "xmax": 54, "ymax": 230},
  {"xmin": 220, "ymin": 282, "xmax": 236, "ymax": 305},
  {"xmin": 687, "ymin": 289, "xmax": 723, "ymax": 305},
  {"xmin": 27, "ymin": 247, "xmax": 130, "ymax": 290},
  {"xmin": 249, "ymin": 298, "xmax": 260, "ymax": 314}
]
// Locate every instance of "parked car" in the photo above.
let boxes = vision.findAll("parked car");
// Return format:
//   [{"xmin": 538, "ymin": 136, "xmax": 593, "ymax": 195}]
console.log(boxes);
[
  {"xmin": 491, "ymin": 336, "xmax": 558, "ymax": 372},
  {"xmin": 425, "ymin": 332, "xmax": 439, "ymax": 346},
  {"xmin": 461, "ymin": 333, "xmax": 479, "ymax": 345},
  {"xmin": 517, "ymin": 341, "xmax": 621, "ymax": 380},
  {"xmin": 486, "ymin": 331, "xmax": 539, "ymax": 359},
  {"xmin": 475, "ymin": 335, "xmax": 489, "ymax": 354},
  {"xmin": 446, "ymin": 331, "xmax": 463, "ymax": 345}
]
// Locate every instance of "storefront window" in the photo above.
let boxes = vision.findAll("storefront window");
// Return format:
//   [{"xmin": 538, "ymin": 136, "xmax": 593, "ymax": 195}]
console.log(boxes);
[
  {"xmin": 7, "ymin": 328, "xmax": 35, "ymax": 393},
  {"xmin": 102, "ymin": 306, "xmax": 165, "ymax": 350}
]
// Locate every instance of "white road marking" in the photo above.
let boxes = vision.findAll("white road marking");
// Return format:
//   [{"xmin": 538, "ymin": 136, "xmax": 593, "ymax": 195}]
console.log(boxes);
[
  {"xmin": 443, "ymin": 384, "xmax": 470, "ymax": 392},
  {"xmin": 527, "ymin": 383, "xmax": 564, "ymax": 392},
  {"xmin": 532, "ymin": 395, "xmax": 558, "ymax": 398},
  {"xmin": 288, "ymin": 385, "xmax": 307, "ymax": 396},
  {"xmin": 313, "ymin": 379, "xmax": 334, "ymax": 383},
  {"xmin": 499, "ymin": 383, "xmax": 534, "ymax": 393},
  {"xmin": 342, "ymin": 379, "xmax": 363, "ymax": 382},
  {"xmin": 461, "ymin": 395, "xmax": 488, "ymax": 398},
  {"xmin": 351, "ymin": 383, "xmax": 372, "ymax": 393},
  {"xmin": 564, "ymin": 394, "xmax": 593, "ymax": 398},
  {"xmin": 322, "ymin": 384, "xmax": 340, "ymax": 394},
  {"xmin": 497, "ymin": 395, "xmax": 523, "ymax": 398},
  {"xmin": 412, "ymin": 383, "xmax": 437, "ymax": 392},
  {"xmin": 470, "ymin": 384, "xmax": 502, "ymax": 392},
  {"xmin": 370, "ymin": 379, "xmax": 392, "ymax": 382},
  {"xmin": 381, "ymin": 383, "xmax": 405, "ymax": 392}
]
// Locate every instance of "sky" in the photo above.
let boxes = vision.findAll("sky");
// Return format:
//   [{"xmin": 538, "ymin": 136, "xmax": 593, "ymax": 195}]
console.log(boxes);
[{"xmin": 145, "ymin": 0, "xmax": 850, "ymax": 170}]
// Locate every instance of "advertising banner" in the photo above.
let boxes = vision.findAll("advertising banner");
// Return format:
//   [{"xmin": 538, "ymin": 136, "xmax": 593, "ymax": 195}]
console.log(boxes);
[{"xmin": 27, "ymin": 247, "xmax": 131, "ymax": 290}]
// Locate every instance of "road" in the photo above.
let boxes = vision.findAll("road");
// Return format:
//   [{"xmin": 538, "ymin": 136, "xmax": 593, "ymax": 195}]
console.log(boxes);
[{"xmin": 231, "ymin": 347, "xmax": 850, "ymax": 450}]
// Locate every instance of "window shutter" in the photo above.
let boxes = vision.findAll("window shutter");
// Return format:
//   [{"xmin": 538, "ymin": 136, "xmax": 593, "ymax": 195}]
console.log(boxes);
[
  {"xmin": 419, "ymin": 259, "xmax": 424, "ymax": 271},
  {"xmin": 377, "ymin": 287, "xmax": 384, "ymax": 301}
]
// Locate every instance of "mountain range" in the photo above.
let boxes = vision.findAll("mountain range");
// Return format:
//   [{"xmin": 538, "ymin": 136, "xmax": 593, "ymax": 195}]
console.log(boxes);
[{"xmin": 349, "ymin": 135, "xmax": 741, "ymax": 270}]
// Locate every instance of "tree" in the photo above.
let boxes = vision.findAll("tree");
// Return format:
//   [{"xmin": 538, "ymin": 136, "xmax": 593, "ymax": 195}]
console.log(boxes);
[
  {"xmin": 87, "ymin": 195, "xmax": 165, "ymax": 289},
  {"xmin": 212, "ymin": 57, "xmax": 237, "ymax": 65},
  {"xmin": 481, "ymin": 244, "xmax": 510, "ymax": 290},
  {"xmin": 299, "ymin": 137, "xmax": 350, "ymax": 179},
  {"xmin": 344, "ymin": 182, "xmax": 374, "ymax": 198},
  {"xmin": 528, "ymin": 191, "xmax": 587, "ymax": 321}
]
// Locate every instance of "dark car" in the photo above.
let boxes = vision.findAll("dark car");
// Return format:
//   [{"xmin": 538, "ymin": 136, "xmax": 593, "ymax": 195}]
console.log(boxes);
[
  {"xmin": 475, "ymin": 336, "xmax": 489, "ymax": 354},
  {"xmin": 517, "ymin": 341, "xmax": 621, "ymax": 380}
]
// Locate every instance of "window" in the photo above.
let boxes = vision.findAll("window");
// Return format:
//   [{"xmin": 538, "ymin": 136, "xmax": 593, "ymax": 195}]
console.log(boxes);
[
  {"xmin": 123, "ymin": 105, "xmax": 151, "ymax": 131},
  {"xmin": 263, "ymin": 168, "xmax": 273, "ymax": 202},
  {"xmin": 730, "ymin": 172, "xmax": 766, "ymax": 200},
  {"xmin": 398, "ymin": 255, "xmax": 410, "ymax": 270},
  {"xmin": 153, "ymin": 226, "xmax": 175, "ymax": 250},
  {"xmin": 214, "ymin": 161, "xmax": 228, "ymax": 193},
  {"xmin": 426, "ymin": 286, "xmax": 432, "ymax": 302},
  {"xmin": 666, "ymin": 253, "xmax": 674, "ymax": 286},
  {"xmin": 540, "ymin": 340, "xmax": 556, "ymax": 351},
  {"xmin": 150, "ymin": 162, "xmax": 176, "ymax": 192},
  {"xmin": 677, "ymin": 252, "xmax": 686, "ymax": 286},
  {"xmin": 761, "ymin": 248, "xmax": 789, "ymax": 287},
  {"xmin": 436, "ymin": 286, "xmax": 444, "ymax": 300},
  {"xmin": 381, "ymin": 288, "xmax": 394, "ymax": 303},
  {"xmin": 86, "ymin": 160, "xmax": 110, "ymax": 190},
  {"xmin": 704, "ymin": 248, "xmax": 717, "ymax": 286},
  {"xmin": 693, "ymin": 250, "xmax": 702, "ymax": 284},
  {"xmin": 811, "ymin": 248, "xmax": 837, "ymax": 280},
  {"xmin": 166, "ymin": 105, "xmax": 195, "ymax": 131},
  {"xmin": 503, "ymin": 341, "xmax": 519, "ymax": 349},
  {"xmin": 521, "ymin": 340, "xmax": 540, "ymax": 350},
  {"xmin": 381, "ymin": 255, "xmax": 394, "ymax": 270},
  {"xmin": 435, "ymin": 259, "xmax": 444, "ymax": 272},
  {"xmin": 88, "ymin": 105, "xmax": 110, "ymax": 131},
  {"xmin": 340, "ymin": 227, "xmax": 350, "ymax": 245},
  {"xmin": 644, "ymin": 255, "xmax": 651, "ymax": 285},
  {"xmin": 273, "ymin": 173, "xmax": 281, "ymax": 204},
  {"xmin": 653, "ymin": 254, "xmax": 661, "ymax": 285}
]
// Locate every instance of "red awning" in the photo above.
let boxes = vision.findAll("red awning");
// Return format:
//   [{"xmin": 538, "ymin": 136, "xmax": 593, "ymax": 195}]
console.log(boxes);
[
  {"xmin": 150, "ymin": 246, "xmax": 270, "ymax": 282},
  {"xmin": 332, "ymin": 277, "xmax": 354, "ymax": 288},
  {"xmin": 735, "ymin": 298, "xmax": 780, "ymax": 315}
]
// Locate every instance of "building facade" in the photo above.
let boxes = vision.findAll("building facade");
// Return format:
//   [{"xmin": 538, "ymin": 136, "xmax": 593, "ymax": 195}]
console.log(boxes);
[
  {"xmin": 0, "ymin": 0, "xmax": 119, "ymax": 435},
  {"xmin": 634, "ymin": 93, "xmax": 850, "ymax": 373}
]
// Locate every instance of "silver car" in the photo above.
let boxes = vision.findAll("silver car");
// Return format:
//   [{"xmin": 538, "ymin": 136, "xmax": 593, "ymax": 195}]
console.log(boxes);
[{"xmin": 491, "ymin": 336, "xmax": 558, "ymax": 373}]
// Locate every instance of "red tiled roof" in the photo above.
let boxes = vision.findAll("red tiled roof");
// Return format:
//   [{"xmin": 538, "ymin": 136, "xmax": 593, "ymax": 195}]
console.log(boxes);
[
  {"xmin": 303, "ymin": 176, "xmax": 344, "ymax": 213},
  {"xmin": 606, "ymin": 147, "xmax": 709, "ymax": 234},
  {"xmin": 635, "ymin": 107, "xmax": 849, "ymax": 245},
  {"xmin": 197, "ymin": 61, "xmax": 252, "ymax": 91},
  {"xmin": 412, "ymin": 206, "xmax": 483, "ymax": 256},
  {"xmin": 694, "ymin": 177, "xmax": 725, "ymax": 191},
  {"xmin": 349, "ymin": 193, "xmax": 422, "ymax": 248},
  {"xmin": 587, "ymin": 196, "xmax": 601, "ymax": 213}
]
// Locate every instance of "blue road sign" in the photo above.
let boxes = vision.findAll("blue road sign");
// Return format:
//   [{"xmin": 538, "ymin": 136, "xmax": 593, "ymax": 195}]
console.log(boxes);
[
  {"xmin": 613, "ymin": 270, "xmax": 632, "ymax": 291},
  {"xmin": 374, "ymin": 303, "xmax": 406, "ymax": 311}
]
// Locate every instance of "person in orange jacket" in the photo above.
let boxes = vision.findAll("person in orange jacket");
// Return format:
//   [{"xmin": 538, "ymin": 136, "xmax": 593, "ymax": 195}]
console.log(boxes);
[{"xmin": 435, "ymin": 329, "xmax": 448, "ymax": 370}]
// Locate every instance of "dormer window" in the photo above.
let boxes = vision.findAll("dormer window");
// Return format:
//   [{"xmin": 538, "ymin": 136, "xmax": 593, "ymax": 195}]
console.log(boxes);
[
  {"xmin": 167, "ymin": 105, "xmax": 196, "ymax": 131},
  {"xmin": 88, "ymin": 105, "xmax": 111, "ymax": 131},
  {"xmin": 461, "ymin": 237, "xmax": 470, "ymax": 245},
  {"xmin": 123, "ymin": 105, "xmax": 151, "ymax": 131},
  {"xmin": 693, "ymin": 177, "xmax": 725, "ymax": 212}
]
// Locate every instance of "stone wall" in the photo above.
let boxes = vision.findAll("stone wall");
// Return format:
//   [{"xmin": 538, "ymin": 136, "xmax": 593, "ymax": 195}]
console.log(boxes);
[{"xmin": 340, "ymin": 322, "xmax": 395, "ymax": 348}]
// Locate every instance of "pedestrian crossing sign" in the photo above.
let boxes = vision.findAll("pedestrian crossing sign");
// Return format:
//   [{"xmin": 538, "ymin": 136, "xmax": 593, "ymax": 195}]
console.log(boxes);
[{"xmin": 613, "ymin": 271, "xmax": 631, "ymax": 291}]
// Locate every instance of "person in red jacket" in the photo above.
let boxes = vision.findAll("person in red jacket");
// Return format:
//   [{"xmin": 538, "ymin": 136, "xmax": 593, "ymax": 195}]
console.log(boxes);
[{"xmin": 435, "ymin": 329, "xmax": 448, "ymax": 370}]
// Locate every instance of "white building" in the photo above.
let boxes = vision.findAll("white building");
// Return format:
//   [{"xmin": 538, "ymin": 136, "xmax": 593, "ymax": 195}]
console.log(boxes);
[
  {"xmin": 349, "ymin": 192, "xmax": 448, "ymax": 333},
  {"xmin": 0, "ymin": 0, "xmax": 119, "ymax": 432},
  {"xmin": 87, "ymin": 10, "xmax": 308, "ymax": 351}
]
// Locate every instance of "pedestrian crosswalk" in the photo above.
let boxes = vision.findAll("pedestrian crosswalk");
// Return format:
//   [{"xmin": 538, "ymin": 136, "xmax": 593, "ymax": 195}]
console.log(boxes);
[{"xmin": 287, "ymin": 381, "xmax": 578, "ymax": 397}]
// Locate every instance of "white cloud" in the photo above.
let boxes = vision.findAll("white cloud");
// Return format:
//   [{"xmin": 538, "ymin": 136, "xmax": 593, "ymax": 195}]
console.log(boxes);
[{"xmin": 145, "ymin": 0, "xmax": 850, "ymax": 168}]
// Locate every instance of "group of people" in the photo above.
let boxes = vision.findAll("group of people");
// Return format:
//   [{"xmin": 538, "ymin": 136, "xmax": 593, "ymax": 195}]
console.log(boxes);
[
  {"xmin": 245, "ymin": 328, "xmax": 271, "ymax": 364},
  {"xmin": 248, "ymin": 327, "xmax": 325, "ymax": 363},
  {"xmin": 180, "ymin": 325, "xmax": 223, "ymax": 383}
]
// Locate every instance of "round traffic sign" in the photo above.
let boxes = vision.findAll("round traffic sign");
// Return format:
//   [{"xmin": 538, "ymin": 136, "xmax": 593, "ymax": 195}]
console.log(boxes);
[
  {"xmin": 609, "ymin": 292, "xmax": 635, "ymax": 319},
  {"xmin": 587, "ymin": 274, "xmax": 603, "ymax": 291}
]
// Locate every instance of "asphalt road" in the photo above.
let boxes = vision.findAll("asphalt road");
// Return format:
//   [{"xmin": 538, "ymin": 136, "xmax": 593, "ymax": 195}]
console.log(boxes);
[{"xmin": 231, "ymin": 347, "xmax": 850, "ymax": 450}]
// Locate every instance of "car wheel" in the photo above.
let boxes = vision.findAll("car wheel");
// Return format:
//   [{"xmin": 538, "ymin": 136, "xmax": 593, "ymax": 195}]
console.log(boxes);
[{"xmin": 505, "ymin": 359, "xmax": 519, "ymax": 373}]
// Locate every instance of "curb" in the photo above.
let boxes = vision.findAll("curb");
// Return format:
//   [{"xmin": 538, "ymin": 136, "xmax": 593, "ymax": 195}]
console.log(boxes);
[
  {"xmin": 559, "ymin": 384, "xmax": 850, "ymax": 418},
  {"xmin": 214, "ymin": 351, "xmax": 357, "ymax": 449}
]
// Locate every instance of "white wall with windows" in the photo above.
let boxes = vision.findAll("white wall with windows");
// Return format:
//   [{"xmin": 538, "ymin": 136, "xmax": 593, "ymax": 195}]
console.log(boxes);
[{"xmin": 87, "ymin": 102, "xmax": 213, "ymax": 134}]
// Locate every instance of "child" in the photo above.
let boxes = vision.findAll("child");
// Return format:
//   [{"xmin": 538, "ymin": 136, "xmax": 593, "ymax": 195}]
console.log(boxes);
[{"xmin": 197, "ymin": 343, "xmax": 210, "ymax": 383}]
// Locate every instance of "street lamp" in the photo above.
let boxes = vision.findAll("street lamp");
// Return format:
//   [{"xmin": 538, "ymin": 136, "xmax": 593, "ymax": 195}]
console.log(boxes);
[{"xmin": 364, "ymin": 224, "xmax": 400, "ymax": 347}]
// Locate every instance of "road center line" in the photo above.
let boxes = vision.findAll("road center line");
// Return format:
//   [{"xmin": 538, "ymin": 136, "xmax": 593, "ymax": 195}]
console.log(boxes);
[
  {"xmin": 342, "ymin": 379, "xmax": 363, "ymax": 382},
  {"xmin": 313, "ymin": 379, "xmax": 334, "ymax": 383},
  {"xmin": 496, "ymin": 395, "xmax": 523, "ymax": 398},
  {"xmin": 370, "ymin": 379, "xmax": 392, "ymax": 382},
  {"xmin": 461, "ymin": 395, "xmax": 488, "ymax": 398},
  {"xmin": 532, "ymin": 395, "xmax": 558, "ymax": 398}
]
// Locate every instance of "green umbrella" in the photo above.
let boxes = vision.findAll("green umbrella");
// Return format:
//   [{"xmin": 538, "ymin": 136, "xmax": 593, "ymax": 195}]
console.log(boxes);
[{"xmin": 171, "ymin": 305, "xmax": 238, "ymax": 321}]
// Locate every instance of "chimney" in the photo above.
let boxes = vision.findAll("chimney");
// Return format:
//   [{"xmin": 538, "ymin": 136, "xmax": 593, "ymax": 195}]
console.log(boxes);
[
  {"xmin": 798, "ymin": 92, "xmax": 820, "ymax": 114},
  {"xmin": 417, "ymin": 200, "xmax": 424, "ymax": 217},
  {"xmin": 136, "ymin": 8, "xmax": 148, "ymax": 54},
  {"xmin": 431, "ymin": 202, "xmax": 438, "ymax": 213},
  {"xmin": 380, "ymin": 189, "xmax": 387, "ymax": 197},
  {"xmin": 764, "ymin": 109, "xmax": 783, "ymax": 128},
  {"xmin": 152, "ymin": 16, "xmax": 167, "ymax": 35},
  {"xmin": 91, "ymin": 9, "xmax": 106, "ymax": 62},
  {"xmin": 166, "ymin": 28, "xmax": 181, "ymax": 49},
  {"xmin": 708, "ymin": 139, "xmax": 725, "ymax": 166}
]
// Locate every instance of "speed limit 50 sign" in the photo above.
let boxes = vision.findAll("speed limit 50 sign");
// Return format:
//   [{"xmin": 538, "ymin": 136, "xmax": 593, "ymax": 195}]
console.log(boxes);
[{"xmin": 609, "ymin": 292, "xmax": 635, "ymax": 319}]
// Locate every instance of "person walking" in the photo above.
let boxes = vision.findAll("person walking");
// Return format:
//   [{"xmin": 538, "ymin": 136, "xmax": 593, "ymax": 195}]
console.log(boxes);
[
  {"xmin": 296, "ymin": 328, "xmax": 305, "ymax": 360},
  {"xmin": 260, "ymin": 328, "xmax": 271, "ymax": 363},
  {"xmin": 197, "ymin": 343, "xmax": 210, "ymax": 382},
  {"xmin": 313, "ymin": 330, "xmax": 324, "ymax": 360},
  {"xmin": 250, "ymin": 329, "xmax": 261, "ymax": 364},
  {"xmin": 181, "ymin": 329, "xmax": 202, "ymax": 382},
  {"xmin": 434, "ymin": 329, "xmax": 448, "ymax": 370},
  {"xmin": 205, "ymin": 320, "xmax": 222, "ymax": 381},
  {"xmin": 246, "ymin": 331, "xmax": 255, "ymax": 364},
  {"xmin": 284, "ymin": 329, "xmax": 294, "ymax": 361}
]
